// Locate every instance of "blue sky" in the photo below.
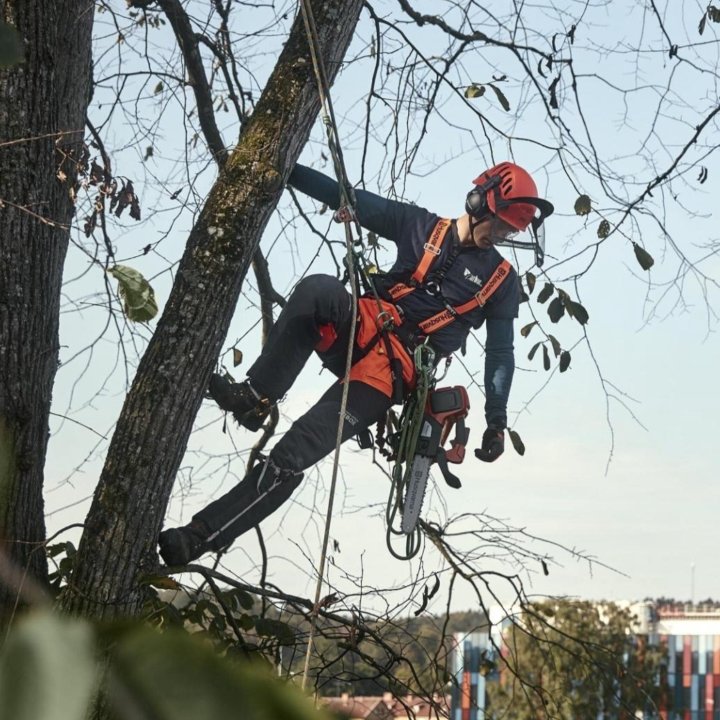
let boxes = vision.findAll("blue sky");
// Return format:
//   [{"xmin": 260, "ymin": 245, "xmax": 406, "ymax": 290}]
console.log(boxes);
[{"xmin": 44, "ymin": 0, "xmax": 720, "ymax": 616}]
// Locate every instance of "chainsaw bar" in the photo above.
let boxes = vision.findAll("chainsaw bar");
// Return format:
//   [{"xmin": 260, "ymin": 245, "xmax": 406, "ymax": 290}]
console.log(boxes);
[{"xmin": 401, "ymin": 422, "xmax": 433, "ymax": 534}]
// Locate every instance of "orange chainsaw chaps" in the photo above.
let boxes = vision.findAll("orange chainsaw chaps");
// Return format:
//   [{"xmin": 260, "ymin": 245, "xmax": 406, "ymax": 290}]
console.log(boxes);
[{"xmin": 348, "ymin": 298, "xmax": 416, "ymax": 399}]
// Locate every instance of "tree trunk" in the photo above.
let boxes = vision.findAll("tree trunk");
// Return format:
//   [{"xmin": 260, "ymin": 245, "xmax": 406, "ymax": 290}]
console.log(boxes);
[
  {"xmin": 0, "ymin": 1, "xmax": 94, "ymax": 627},
  {"xmin": 61, "ymin": 0, "xmax": 363, "ymax": 619}
]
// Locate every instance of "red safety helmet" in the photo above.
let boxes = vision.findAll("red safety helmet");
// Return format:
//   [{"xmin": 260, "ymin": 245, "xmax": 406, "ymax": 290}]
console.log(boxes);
[{"xmin": 465, "ymin": 161, "xmax": 554, "ymax": 266}]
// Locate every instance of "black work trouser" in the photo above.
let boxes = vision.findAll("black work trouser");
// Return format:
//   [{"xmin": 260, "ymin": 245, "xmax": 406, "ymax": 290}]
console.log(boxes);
[{"xmin": 194, "ymin": 275, "xmax": 393, "ymax": 545}]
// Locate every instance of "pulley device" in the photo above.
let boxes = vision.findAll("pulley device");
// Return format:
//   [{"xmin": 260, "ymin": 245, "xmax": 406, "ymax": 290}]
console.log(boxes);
[{"xmin": 385, "ymin": 344, "xmax": 471, "ymax": 560}]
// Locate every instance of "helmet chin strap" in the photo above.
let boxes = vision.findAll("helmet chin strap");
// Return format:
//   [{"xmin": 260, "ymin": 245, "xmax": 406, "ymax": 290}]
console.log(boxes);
[
  {"xmin": 467, "ymin": 212, "xmax": 510, "ymax": 248},
  {"xmin": 467, "ymin": 212, "xmax": 490, "ymax": 245}
]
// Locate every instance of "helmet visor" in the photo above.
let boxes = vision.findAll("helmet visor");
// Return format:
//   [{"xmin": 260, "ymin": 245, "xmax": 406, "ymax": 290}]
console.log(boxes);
[{"xmin": 490, "ymin": 196, "xmax": 554, "ymax": 267}]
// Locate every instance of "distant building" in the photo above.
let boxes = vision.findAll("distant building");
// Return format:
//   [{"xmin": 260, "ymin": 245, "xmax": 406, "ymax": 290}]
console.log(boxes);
[
  {"xmin": 450, "ymin": 601, "xmax": 720, "ymax": 720},
  {"xmin": 651, "ymin": 602, "xmax": 720, "ymax": 719},
  {"xmin": 323, "ymin": 693, "xmax": 394, "ymax": 720},
  {"xmin": 449, "ymin": 630, "xmax": 494, "ymax": 720},
  {"xmin": 322, "ymin": 692, "xmax": 450, "ymax": 719}
]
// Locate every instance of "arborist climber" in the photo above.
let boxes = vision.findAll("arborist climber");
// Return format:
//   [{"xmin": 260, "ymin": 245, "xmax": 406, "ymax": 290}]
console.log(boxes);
[{"xmin": 158, "ymin": 161, "xmax": 554, "ymax": 566}]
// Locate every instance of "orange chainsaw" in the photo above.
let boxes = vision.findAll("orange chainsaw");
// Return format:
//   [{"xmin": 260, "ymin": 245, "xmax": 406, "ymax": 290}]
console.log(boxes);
[{"xmin": 401, "ymin": 385, "xmax": 470, "ymax": 533}]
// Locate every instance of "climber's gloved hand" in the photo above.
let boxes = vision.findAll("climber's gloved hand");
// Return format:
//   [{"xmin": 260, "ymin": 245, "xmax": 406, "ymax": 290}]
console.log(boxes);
[{"xmin": 474, "ymin": 427, "xmax": 505, "ymax": 463}]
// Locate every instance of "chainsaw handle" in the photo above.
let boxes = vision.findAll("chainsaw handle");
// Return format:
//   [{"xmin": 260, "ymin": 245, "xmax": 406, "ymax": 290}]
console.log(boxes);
[
  {"xmin": 445, "ymin": 418, "xmax": 470, "ymax": 464},
  {"xmin": 436, "ymin": 450, "xmax": 461, "ymax": 489}
]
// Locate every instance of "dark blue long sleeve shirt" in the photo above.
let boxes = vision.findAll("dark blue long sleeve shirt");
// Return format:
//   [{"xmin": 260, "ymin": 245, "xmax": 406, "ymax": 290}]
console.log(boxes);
[{"xmin": 288, "ymin": 165, "xmax": 519, "ymax": 429}]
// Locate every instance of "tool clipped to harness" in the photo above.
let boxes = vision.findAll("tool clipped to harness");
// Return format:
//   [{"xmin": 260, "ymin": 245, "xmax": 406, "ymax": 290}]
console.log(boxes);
[
  {"xmin": 423, "ymin": 386, "xmax": 470, "ymax": 486},
  {"xmin": 400, "ymin": 385, "xmax": 470, "ymax": 534},
  {"xmin": 385, "ymin": 342, "xmax": 473, "ymax": 559}
]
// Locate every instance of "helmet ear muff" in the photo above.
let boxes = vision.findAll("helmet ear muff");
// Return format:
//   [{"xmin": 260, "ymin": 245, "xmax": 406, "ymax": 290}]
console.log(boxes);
[
  {"xmin": 465, "ymin": 175, "xmax": 501, "ymax": 218},
  {"xmin": 465, "ymin": 187, "xmax": 487, "ymax": 216}
]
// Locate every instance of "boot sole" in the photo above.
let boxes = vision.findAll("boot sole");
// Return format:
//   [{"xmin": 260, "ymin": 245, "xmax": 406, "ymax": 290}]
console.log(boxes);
[{"xmin": 234, "ymin": 406, "xmax": 272, "ymax": 432}]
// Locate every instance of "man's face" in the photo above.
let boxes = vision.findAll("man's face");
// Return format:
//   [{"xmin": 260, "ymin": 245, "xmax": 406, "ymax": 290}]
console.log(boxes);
[{"xmin": 464, "ymin": 214, "xmax": 519, "ymax": 249}]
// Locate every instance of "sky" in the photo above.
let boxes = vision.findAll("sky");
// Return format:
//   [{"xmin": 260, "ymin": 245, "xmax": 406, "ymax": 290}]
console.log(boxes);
[{"xmin": 42, "ymin": 0, "xmax": 720, "ymax": 619}]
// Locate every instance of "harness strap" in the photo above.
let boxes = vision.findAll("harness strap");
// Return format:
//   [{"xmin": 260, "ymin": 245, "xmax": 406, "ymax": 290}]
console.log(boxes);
[
  {"xmin": 413, "ymin": 218, "xmax": 452, "ymax": 283},
  {"xmin": 417, "ymin": 259, "xmax": 512, "ymax": 334},
  {"xmin": 387, "ymin": 218, "xmax": 452, "ymax": 301}
]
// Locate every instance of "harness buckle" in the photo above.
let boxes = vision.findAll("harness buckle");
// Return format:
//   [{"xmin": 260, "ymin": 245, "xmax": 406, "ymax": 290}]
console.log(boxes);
[
  {"xmin": 423, "ymin": 241, "xmax": 442, "ymax": 256},
  {"xmin": 424, "ymin": 280, "xmax": 440, "ymax": 296},
  {"xmin": 375, "ymin": 309, "xmax": 396, "ymax": 330}
]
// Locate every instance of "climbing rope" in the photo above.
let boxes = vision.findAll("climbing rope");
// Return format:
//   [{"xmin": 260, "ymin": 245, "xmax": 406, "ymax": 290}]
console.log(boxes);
[
  {"xmin": 296, "ymin": 0, "xmax": 363, "ymax": 692},
  {"xmin": 296, "ymin": 0, "xmax": 444, "ymax": 687}
]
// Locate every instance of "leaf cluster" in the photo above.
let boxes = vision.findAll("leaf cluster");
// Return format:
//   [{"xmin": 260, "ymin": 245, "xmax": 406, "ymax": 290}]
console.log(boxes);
[{"xmin": 520, "ymin": 274, "xmax": 587, "ymax": 374}]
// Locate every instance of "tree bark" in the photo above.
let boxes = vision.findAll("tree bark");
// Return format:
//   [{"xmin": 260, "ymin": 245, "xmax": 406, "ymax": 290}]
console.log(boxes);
[
  {"xmin": 61, "ymin": 0, "xmax": 364, "ymax": 619},
  {"xmin": 0, "ymin": 1, "xmax": 94, "ymax": 626}
]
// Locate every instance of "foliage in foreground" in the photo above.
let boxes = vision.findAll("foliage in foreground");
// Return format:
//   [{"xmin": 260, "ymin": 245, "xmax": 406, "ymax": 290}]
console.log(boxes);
[{"xmin": 0, "ymin": 609, "xmax": 329, "ymax": 720}]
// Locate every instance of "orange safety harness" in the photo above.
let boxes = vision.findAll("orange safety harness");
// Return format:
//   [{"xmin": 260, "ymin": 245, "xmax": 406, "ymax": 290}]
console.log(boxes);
[
  {"xmin": 386, "ymin": 218, "xmax": 512, "ymax": 334},
  {"xmin": 340, "ymin": 218, "xmax": 512, "ymax": 402}
]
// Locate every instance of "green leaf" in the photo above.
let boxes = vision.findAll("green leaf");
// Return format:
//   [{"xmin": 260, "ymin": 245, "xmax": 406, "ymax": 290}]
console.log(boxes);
[
  {"xmin": 0, "ymin": 612, "xmax": 98, "ymax": 720},
  {"xmin": 0, "ymin": 21, "xmax": 24, "ymax": 67},
  {"xmin": 223, "ymin": 588, "xmax": 254, "ymax": 611},
  {"xmin": 520, "ymin": 321, "xmax": 537, "ymax": 338},
  {"xmin": 254, "ymin": 618, "xmax": 295, "ymax": 645},
  {"xmin": 488, "ymin": 83, "xmax": 510, "ymax": 111},
  {"xmin": 549, "ymin": 75, "xmax": 560, "ymax": 109},
  {"xmin": 46, "ymin": 542, "xmax": 72, "ymax": 559},
  {"xmin": 566, "ymin": 300, "xmax": 589, "ymax": 325},
  {"xmin": 547, "ymin": 296, "xmax": 565, "ymax": 323},
  {"xmin": 559, "ymin": 350, "xmax": 571, "ymax": 372},
  {"xmin": 632, "ymin": 242, "xmax": 655, "ymax": 270},
  {"xmin": 108, "ymin": 264, "xmax": 159, "ymax": 322},
  {"xmin": 574, "ymin": 194, "xmax": 592, "ymax": 216},
  {"xmin": 548, "ymin": 334, "xmax": 561, "ymax": 357},
  {"xmin": 238, "ymin": 614, "xmax": 255, "ymax": 631},
  {"xmin": 542, "ymin": 343, "xmax": 550, "ymax": 371},
  {"xmin": 537, "ymin": 282, "xmax": 555, "ymax": 304},
  {"xmin": 464, "ymin": 83, "xmax": 485, "ymax": 99},
  {"xmin": 597, "ymin": 219, "xmax": 611, "ymax": 238},
  {"xmin": 508, "ymin": 429, "xmax": 525, "ymax": 456},
  {"xmin": 110, "ymin": 626, "xmax": 328, "ymax": 720},
  {"xmin": 528, "ymin": 341, "xmax": 542, "ymax": 361},
  {"xmin": 525, "ymin": 271, "xmax": 536, "ymax": 294}
]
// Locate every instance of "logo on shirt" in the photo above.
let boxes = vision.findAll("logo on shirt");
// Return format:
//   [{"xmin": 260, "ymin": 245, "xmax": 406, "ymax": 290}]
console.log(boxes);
[{"xmin": 463, "ymin": 267, "xmax": 483, "ymax": 287}]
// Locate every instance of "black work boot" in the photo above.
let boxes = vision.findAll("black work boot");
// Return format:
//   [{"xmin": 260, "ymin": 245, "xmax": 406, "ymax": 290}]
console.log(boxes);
[
  {"xmin": 158, "ymin": 521, "xmax": 210, "ymax": 566},
  {"xmin": 208, "ymin": 374, "xmax": 274, "ymax": 432}
]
